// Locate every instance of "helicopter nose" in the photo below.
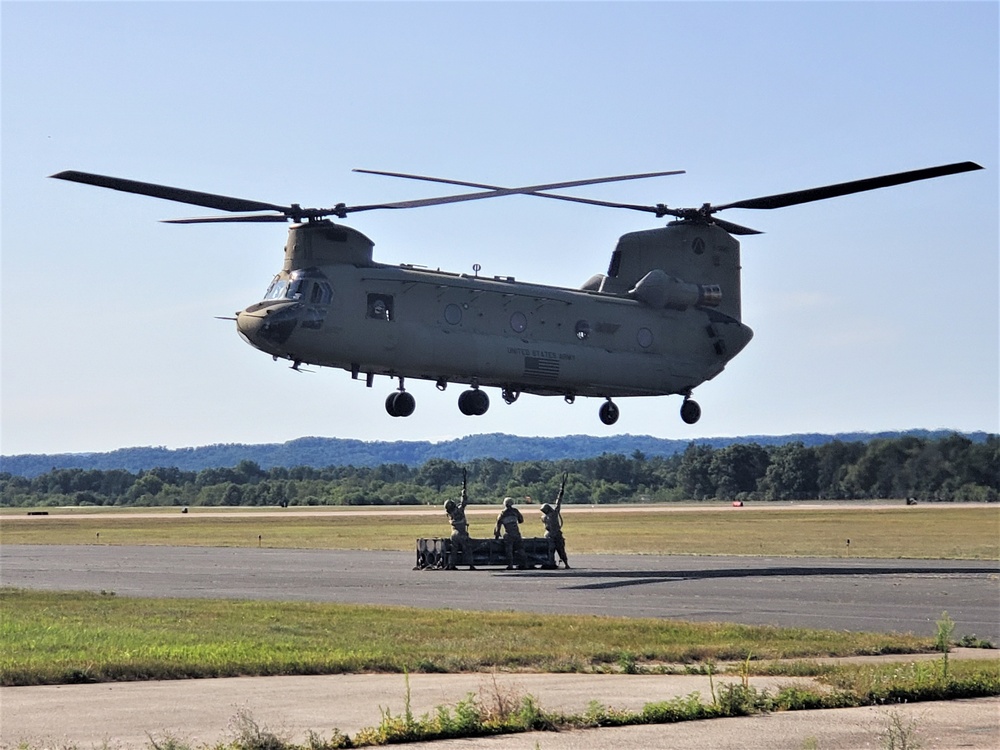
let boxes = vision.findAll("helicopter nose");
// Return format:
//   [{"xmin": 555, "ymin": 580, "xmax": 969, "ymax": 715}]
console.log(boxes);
[
  {"xmin": 237, "ymin": 305, "xmax": 299, "ymax": 349},
  {"xmin": 236, "ymin": 310, "xmax": 265, "ymax": 346}
]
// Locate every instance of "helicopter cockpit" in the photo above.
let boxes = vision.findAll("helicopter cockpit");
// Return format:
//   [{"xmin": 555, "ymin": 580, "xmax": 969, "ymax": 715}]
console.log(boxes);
[
  {"xmin": 262, "ymin": 268, "xmax": 333, "ymax": 306},
  {"xmin": 239, "ymin": 268, "xmax": 334, "ymax": 350}
]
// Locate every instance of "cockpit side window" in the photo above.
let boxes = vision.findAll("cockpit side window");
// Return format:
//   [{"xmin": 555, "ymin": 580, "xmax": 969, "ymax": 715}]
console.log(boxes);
[
  {"xmin": 287, "ymin": 279, "xmax": 305, "ymax": 300},
  {"xmin": 311, "ymin": 281, "xmax": 332, "ymax": 304}
]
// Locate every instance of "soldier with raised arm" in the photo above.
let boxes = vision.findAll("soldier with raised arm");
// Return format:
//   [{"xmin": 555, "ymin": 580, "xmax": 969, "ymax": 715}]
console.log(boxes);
[
  {"xmin": 494, "ymin": 496, "xmax": 526, "ymax": 569},
  {"xmin": 540, "ymin": 473, "xmax": 570, "ymax": 569},
  {"xmin": 443, "ymin": 469, "xmax": 475, "ymax": 570}
]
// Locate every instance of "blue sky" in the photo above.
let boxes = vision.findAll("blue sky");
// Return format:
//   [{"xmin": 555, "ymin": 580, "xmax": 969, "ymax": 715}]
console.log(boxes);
[{"xmin": 2, "ymin": 1, "xmax": 997, "ymax": 455}]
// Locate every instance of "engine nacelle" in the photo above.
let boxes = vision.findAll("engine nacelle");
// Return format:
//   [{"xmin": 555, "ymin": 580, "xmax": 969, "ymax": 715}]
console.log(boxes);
[{"xmin": 628, "ymin": 269, "xmax": 722, "ymax": 310}]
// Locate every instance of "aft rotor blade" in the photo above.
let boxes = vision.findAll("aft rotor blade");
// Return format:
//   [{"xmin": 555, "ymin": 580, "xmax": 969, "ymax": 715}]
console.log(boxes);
[
  {"xmin": 712, "ymin": 217, "xmax": 763, "ymax": 236},
  {"xmin": 354, "ymin": 169, "xmax": 684, "ymax": 192},
  {"xmin": 713, "ymin": 161, "xmax": 984, "ymax": 212},
  {"xmin": 350, "ymin": 170, "xmax": 684, "ymax": 212},
  {"xmin": 51, "ymin": 171, "xmax": 290, "ymax": 214},
  {"xmin": 163, "ymin": 214, "xmax": 290, "ymax": 224}
]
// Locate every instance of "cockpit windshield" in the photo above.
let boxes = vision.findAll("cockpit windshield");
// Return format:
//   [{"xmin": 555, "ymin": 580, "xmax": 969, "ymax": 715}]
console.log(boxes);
[
  {"xmin": 263, "ymin": 276, "xmax": 293, "ymax": 300},
  {"xmin": 262, "ymin": 269, "xmax": 332, "ymax": 304}
]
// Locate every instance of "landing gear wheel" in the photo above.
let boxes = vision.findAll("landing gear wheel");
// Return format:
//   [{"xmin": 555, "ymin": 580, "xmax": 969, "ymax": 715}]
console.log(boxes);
[
  {"xmin": 502, "ymin": 388, "xmax": 520, "ymax": 405},
  {"xmin": 394, "ymin": 391, "xmax": 415, "ymax": 417},
  {"xmin": 598, "ymin": 399, "xmax": 620, "ymax": 425},
  {"xmin": 458, "ymin": 388, "xmax": 490, "ymax": 416},
  {"xmin": 385, "ymin": 392, "xmax": 400, "ymax": 417},
  {"xmin": 385, "ymin": 391, "xmax": 416, "ymax": 417},
  {"xmin": 680, "ymin": 398, "xmax": 701, "ymax": 425}
]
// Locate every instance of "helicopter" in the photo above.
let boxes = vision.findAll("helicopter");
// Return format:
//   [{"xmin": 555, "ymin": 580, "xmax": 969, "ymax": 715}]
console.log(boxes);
[{"xmin": 51, "ymin": 161, "xmax": 982, "ymax": 426}]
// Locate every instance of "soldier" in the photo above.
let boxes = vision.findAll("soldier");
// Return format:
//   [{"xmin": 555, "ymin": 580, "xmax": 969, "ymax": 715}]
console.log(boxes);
[
  {"xmin": 540, "ymin": 473, "xmax": 570, "ymax": 569},
  {"xmin": 444, "ymin": 470, "xmax": 475, "ymax": 569},
  {"xmin": 494, "ymin": 497, "xmax": 526, "ymax": 569}
]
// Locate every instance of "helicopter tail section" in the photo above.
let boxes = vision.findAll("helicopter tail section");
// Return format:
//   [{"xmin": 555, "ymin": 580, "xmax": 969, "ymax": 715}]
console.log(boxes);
[{"xmin": 601, "ymin": 223, "xmax": 743, "ymax": 322}]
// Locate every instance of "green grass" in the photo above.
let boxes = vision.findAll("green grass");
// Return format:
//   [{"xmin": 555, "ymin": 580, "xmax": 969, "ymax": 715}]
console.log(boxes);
[
  {"xmin": 3, "ymin": 588, "xmax": 998, "ymax": 749},
  {"xmin": 0, "ymin": 587, "xmax": 938, "ymax": 686},
  {"xmin": 2, "ymin": 505, "xmax": 998, "ymax": 558},
  {"xmin": 822, "ymin": 657, "xmax": 1000, "ymax": 702}
]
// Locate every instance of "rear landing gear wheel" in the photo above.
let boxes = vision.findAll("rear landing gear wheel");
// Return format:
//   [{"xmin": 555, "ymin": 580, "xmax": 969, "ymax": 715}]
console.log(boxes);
[
  {"xmin": 385, "ymin": 390, "xmax": 416, "ymax": 417},
  {"xmin": 502, "ymin": 388, "xmax": 520, "ymax": 404},
  {"xmin": 680, "ymin": 398, "xmax": 701, "ymax": 425},
  {"xmin": 458, "ymin": 388, "xmax": 490, "ymax": 416},
  {"xmin": 598, "ymin": 399, "xmax": 619, "ymax": 425}
]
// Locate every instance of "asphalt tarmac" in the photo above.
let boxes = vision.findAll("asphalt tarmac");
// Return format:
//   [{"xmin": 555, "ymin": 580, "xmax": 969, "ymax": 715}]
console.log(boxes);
[
  {"xmin": 3, "ymin": 545, "xmax": 998, "ymax": 641},
  {"xmin": 1, "ymin": 545, "xmax": 998, "ymax": 748}
]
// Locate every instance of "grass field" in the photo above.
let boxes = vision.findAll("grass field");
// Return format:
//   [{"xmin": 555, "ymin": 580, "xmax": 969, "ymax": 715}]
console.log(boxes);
[
  {"xmin": 2, "ymin": 504, "xmax": 998, "ymax": 559},
  {"xmin": 0, "ymin": 587, "xmax": 941, "ymax": 686},
  {"xmin": 4, "ymin": 585, "xmax": 998, "ymax": 749}
]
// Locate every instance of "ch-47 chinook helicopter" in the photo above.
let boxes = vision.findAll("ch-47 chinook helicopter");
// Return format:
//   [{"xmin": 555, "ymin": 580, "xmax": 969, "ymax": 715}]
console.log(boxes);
[{"xmin": 52, "ymin": 161, "xmax": 982, "ymax": 426}]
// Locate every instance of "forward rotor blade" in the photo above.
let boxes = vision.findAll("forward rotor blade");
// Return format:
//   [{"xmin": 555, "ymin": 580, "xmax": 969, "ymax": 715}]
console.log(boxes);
[
  {"xmin": 355, "ymin": 170, "xmax": 681, "ymax": 218},
  {"xmin": 353, "ymin": 169, "xmax": 685, "ymax": 193},
  {"xmin": 355, "ymin": 192, "xmax": 665, "ymax": 214},
  {"xmin": 51, "ymin": 171, "xmax": 290, "ymax": 214},
  {"xmin": 52, "ymin": 168, "xmax": 689, "ymax": 222},
  {"xmin": 350, "ymin": 170, "xmax": 684, "ymax": 212},
  {"xmin": 714, "ymin": 161, "xmax": 983, "ymax": 212}
]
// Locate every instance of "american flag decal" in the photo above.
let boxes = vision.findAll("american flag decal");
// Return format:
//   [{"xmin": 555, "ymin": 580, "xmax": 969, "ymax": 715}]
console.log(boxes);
[{"xmin": 524, "ymin": 356, "xmax": 560, "ymax": 380}]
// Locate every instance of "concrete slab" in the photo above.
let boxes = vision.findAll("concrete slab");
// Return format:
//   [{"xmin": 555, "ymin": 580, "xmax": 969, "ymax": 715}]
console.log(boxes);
[{"xmin": 2, "ymin": 670, "xmax": 998, "ymax": 749}]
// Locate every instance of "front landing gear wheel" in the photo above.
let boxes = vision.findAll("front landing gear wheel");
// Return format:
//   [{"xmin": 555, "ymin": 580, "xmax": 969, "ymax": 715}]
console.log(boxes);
[
  {"xmin": 385, "ymin": 390, "xmax": 416, "ymax": 417},
  {"xmin": 598, "ymin": 399, "xmax": 620, "ymax": 425},
  {"xmin": 680, "ymin": 398, "xmax": 701, "ymax": 425}
]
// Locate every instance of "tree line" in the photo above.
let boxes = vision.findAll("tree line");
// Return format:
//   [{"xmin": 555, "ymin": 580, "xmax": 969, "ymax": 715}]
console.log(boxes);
[{"xmin": 1, "ymin": 434, "xmax": 996, "ymax": 508}]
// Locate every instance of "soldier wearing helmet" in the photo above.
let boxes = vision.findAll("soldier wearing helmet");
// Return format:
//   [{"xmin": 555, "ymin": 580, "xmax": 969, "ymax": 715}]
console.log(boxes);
[
  {"xmin": 494, "ymin": 496, "xmax": 526, "ymax": 569},
  {"xmin": 541, "ymin": 473, "xmax": 570, "ymax": 569},
  {"xmin": 444, "ymin": 470, "xmax": 475, "ymax": 569}
]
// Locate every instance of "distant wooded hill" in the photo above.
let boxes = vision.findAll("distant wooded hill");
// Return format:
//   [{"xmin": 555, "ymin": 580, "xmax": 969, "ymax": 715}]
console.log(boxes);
[{"xmin": 1, "ymin": 430, "xmax": 992, "ymax": 478}]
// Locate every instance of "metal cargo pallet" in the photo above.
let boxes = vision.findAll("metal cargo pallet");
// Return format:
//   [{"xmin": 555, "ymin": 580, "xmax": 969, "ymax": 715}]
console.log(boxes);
[{"xmin": 415, "ymin": 537, "xmax": 556, "ymax": 570}]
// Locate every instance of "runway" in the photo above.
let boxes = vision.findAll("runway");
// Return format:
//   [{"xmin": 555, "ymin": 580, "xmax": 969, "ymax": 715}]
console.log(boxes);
[{"xmin": 3, "ymin": 545, "xmax": 998, "ymax": 641}]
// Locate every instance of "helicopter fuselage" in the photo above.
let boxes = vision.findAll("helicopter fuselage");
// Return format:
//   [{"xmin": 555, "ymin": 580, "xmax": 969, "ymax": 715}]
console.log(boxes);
[{"xmin": 235, "ymin": 221, "xmax": 753, "ymax": 414}]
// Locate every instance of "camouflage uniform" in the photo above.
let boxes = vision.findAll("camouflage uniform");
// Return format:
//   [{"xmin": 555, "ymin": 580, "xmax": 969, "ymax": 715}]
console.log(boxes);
[
  {"xmin": 540, "ymin": 497, "xmax": 569, "ymax": 569},
  {"xmin": 494, "ymin": 497, "xmax": 526, "ymax": 569},
  {"xmin": 444, "ymin": 490, "xmax": 474, "ymax": 569}
]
